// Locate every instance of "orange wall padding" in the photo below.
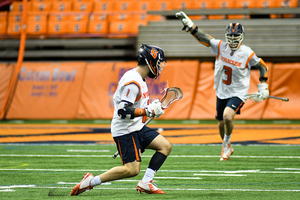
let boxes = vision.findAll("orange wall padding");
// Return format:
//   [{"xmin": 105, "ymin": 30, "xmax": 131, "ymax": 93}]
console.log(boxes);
[
  {"xmin": 6, "ymin": 62, "xmax": 87, "ymax": 119},
  {"xmin": 1, "ymin": 61, "xmax": 299, "ymax": 120},
  {"xmin": 0, "ymin": 63, "xmax": 15, "ymax": 114},
  {"xmin": 262, "ymin": 63, "xmax": 300, "ymax": 119}
]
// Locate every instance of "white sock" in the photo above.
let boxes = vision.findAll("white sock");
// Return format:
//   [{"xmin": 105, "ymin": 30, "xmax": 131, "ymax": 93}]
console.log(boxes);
[
  {"xmin": 90, "ymin": 176, "xmax": 101, "ymax": 187},
  {"xmin": 142, "ymin": 168, "xmax": 156, "ymax": 183},
  {"xmin": 224, "ymin": 134, "xmax": 231, "ymax": 147}
]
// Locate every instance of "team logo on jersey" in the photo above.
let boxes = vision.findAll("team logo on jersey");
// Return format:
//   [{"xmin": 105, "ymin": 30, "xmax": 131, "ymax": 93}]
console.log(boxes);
[{"xmin": 221, "ymin": 56, "xmax": 242, "ymax": 67}]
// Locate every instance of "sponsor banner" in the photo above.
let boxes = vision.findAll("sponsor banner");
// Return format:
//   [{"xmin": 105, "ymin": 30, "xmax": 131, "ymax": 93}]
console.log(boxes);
[{"xmin": 6, "ymin": 62, "xmax": 87, "ymax": 119}]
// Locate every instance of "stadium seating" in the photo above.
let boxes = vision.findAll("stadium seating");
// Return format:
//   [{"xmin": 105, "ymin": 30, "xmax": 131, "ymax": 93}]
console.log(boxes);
[
  {"xmin": 7, "ymin": 11, "xmax": 22, "ymax": 35},
  {"xmin": 0, "ymin": 12, "xmax": 7, "ymax": 35},
  {"xmin": 87, "ymin": 13, "xmax": 108, "ymax": 36},
  {"xmin": 73, "ymin": 0, "xmax": 93, "ymax": 12},
  {"xmin": 30, "ymin": 0, "xmax": 51, "ymax": 12},
  {"xmin": 26, "ymin": 12, "xmax": 48, "ymax": 35}
]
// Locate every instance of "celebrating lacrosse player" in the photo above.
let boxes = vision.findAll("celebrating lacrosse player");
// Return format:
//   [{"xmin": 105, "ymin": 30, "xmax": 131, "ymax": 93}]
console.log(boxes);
[
  {"xmin": 176, "ymin": 11, "xmax": 269, "ymax": 161},
  {"xmin": 70, "ymin": 44, "xmax": 171, "ymax": 196}
]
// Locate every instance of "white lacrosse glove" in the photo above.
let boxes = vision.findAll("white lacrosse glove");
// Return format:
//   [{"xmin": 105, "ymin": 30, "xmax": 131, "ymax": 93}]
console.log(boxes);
[
  {"xmin": 257, "ymin": 83, "xmax": 269, "ymax": 100},
  {"xmin": 145, "ymin": 99, "xmax": 164, "ymax": 118},
  {"xmin": 175, "ymin": 11, "xmax": 194, "ymax": 32}
]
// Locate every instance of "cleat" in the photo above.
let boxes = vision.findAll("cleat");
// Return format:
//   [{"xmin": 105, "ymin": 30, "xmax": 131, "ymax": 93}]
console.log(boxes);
[
  {"xmin": 220, "ymin": 143, "xmax": 232, "ymax": 161},
  {"xmin": 136, "ymin": 180, "xmax": 165, "ymax": 194},
  {"xmin": 230, "ymin": 144, "xmax": 234, "ymax": 155},
  {"xmin": 70, "ymin": 173, "xmax": 94, "ymax": 196}
]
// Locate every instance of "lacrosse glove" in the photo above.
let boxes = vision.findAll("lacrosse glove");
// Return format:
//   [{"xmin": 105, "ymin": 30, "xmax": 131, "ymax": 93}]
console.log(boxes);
[
  {"xmin": 175, "ymin": 11, "xmax": 194, "ymax": 32},
  {"xmin": 257, "ymin": 83, "xmax": 269, "ymax": 100},
  {"xmin": 145, "ymin": 99, "xmax": 164, "ymax": 118}
]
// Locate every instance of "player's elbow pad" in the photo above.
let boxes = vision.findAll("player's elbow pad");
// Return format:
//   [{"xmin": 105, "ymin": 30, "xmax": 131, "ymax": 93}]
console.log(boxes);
[{"xmin": 117, "ymin": 101, "xmax": 135, "ymax": 119}]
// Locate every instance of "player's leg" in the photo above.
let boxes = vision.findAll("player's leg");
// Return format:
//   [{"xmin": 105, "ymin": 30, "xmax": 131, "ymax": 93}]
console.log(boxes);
[
  {"xmin": 70, "ymin": 133, "xmax": 142, "ymax": 196},
  {"xmin": 220, "ymin": 97, "xmax": 244, "ymax": 161},
  {"xmin": 216, "ymin": 97, "xmax": 228, "ymax": 140},
  {"xmin": 99, "ymin": 161, "xmax": 140, "ymax": 182},
  {"xmin": 137, "ymin": 126, "xmax": 172, "ymax": 194},
  {"xmin": 218, "ymin": 120, "xmax": 225, "ymax": 140}
]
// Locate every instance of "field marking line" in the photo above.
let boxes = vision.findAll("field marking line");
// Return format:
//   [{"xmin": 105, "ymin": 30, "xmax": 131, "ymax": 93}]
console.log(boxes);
[
  {"xmin": 0, "ymin": 189, "xmax": 16, "ymax": 192},
  {"xmin": 2, "ymin": 185, "xmax": 300, "ymax": 192},
  {"xmin": 0, "ymin": 185, "xmax": 36, "ymax": 189},
  {"xmin": 1, "ymin": 168, "xmax": 300, "ymax": 174},
  {"xmin": 194, "ymin": 174, "xmax": 246, "ymax": 177},
  {"xmin": 67, "ymin": 150, "xmax": 110, "ymax": 152},
  {"xmin": 275, "ymin": 168, "xmax": 300, "ymax": 170},
  {"xmin": 40, "ymin": 186, "xmax": 300, "ymax": 192},
  {"xmin": 1, "ymin": 154, "xmax": 300, "ymax": 159}
]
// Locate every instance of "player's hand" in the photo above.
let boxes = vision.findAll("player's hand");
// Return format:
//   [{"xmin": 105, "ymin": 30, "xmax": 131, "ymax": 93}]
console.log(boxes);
[
  {"xmin": 257, "ymin": 83, "xmax": 269, "ymax": 100},
  {"xmin": 175, "ymin": 11, "xmax": 194, "ymax": 32},
  {"xmin": 145, "ymin": 99, "xmax": 164, "ymax": 118}
]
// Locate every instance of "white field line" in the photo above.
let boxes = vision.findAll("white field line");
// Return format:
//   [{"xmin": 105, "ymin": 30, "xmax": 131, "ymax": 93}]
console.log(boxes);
[
  {"xmin": 67, "ymin": 150, "xmax": 110, "ymax": 152},
  {"xmin": 0, "ymin": 185, "xmax": 35, "ymax": 189},
  {"xmin": 4, "ymin": 185, "xmax": 300, "ymax": 192},
  {"xmin": 1, "ymin": 154, "xmax": 300, "ymax": 159},
  {"xmin": 275, "ymin": 168, "xmax": 300, "ymax": 170},
  {"xmin": 194, "ymin": 174, "xmax": 246, "ymax": 177},
  {"xmin": 0, "ymin": 189, "xmax": 16, "ymax": 192},
  {"xmin": 1, "ymin": 168, "xmax": 300, "ymax": 174}
]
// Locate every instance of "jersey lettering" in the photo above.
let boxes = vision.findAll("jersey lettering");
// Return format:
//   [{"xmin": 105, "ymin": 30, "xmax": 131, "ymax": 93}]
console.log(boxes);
[{"xmin": 221, "ymin": 56, "xmax": 242, "ymax": 67}]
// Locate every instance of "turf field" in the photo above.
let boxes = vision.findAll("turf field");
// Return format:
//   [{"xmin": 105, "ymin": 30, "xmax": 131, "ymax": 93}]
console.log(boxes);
[{"xmin": 0, "ymin": 144, "xmax": 300, "ymax": 200}]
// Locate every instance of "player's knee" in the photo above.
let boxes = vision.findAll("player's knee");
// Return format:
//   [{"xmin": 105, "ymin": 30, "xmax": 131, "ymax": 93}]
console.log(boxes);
[
  {"xmin": 223, "ymin": 114, "xmax": 233, "ymax": 124},
  {"xmin": 163, "ymin": 141, "xmax": 172, "ymax": 155},
  {"xmin": 125, "ymin": 166, "xmax": 140, "ymax": 177},
  {"xmin": 124, "ymin": 162, "xmax": 140, "ymax": 177}
]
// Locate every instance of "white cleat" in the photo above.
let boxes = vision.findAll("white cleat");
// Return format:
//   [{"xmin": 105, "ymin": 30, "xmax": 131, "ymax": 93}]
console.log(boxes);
[
  {"xmin": 70, "ymin": 172, "xmax": 94, "ymax": 196},
  {"xmin": 136, "ymin": 180, "xmax": 165, "ymax": 194},
  {"xmin": 220, "ymin": 143, "xmax": 233, "ymax": 161}
]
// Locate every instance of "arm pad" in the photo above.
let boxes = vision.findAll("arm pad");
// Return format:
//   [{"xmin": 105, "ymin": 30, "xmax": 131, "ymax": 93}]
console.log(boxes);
[
  {"xmin": 190, "ymin": 25, "xmax": 213, "ymax": 47},
  {"xmin": 252, "ymin": 59, "xmax": 269, "ymax": 82},
  {"xmin": 117, "ymin": 101, "xmax": 135, "ymax": 119},
  {"xmin": 117, "ymin": 101, "xmax": 147, "ymax": 119}
]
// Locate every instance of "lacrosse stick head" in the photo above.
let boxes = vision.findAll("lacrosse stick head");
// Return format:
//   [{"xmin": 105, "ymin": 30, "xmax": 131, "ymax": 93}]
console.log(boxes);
[
  {"xmin": 246, "ymin": 93, "xmax": 263, "ymax": 103},
  {"xmin": 160, "ymin": 87, "xmax": 183, "ymax": 109}
]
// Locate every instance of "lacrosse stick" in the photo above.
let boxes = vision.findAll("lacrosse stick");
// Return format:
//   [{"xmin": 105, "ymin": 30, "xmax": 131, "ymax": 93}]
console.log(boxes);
[
  {"xmin": 112, "ymin": 87, "xmax": 183, "ymax": 159},
  {"xmin": 246, "ymin": 93, "xmax": 289, "ymax": 102}
]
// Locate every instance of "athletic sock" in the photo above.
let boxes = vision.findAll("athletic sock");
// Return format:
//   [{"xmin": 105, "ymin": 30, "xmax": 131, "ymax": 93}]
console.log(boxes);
[
  {"xmin": 224, "ymin": 134, "xmax": 231, "ymax": 147},
  {"xmin": 142, "ymin": 152, "xmax": 167, "ymax": 183},
  {"xmin": 142, "ymin": 168, "xmax": 156, "ymax": 183},
  {"xmin": 90, "ymin": 176, "xmax": 101, "ymax": 187}
]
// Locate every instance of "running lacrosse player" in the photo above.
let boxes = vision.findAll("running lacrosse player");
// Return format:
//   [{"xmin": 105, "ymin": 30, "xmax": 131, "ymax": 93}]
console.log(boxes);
[
  {"xmin": 70, "ymin": 44, "xmax": 171, "ymax": 195},
  {"xmin": 176, "ymin": 11, "xmax": 269, "ymax": 161}
]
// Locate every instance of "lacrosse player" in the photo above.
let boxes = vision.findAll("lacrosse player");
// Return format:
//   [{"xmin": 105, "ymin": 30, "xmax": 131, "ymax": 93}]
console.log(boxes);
[
  {"xmin": 176, "ymin": 11, "xmax": 269, "ymax": 161},
  {"xmin": 70, "ymin": 44, "xmax": 171, "ymax": 195}
]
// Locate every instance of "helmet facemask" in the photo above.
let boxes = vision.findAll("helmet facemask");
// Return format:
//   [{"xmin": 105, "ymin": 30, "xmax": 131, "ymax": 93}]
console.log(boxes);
[
  {"xmin": 225, "ymin": 33, "xmax": 244, "ymax": 51},
  {"xmin": 225, "ymin": 23, "xmax": 245, "ymax": 51}
]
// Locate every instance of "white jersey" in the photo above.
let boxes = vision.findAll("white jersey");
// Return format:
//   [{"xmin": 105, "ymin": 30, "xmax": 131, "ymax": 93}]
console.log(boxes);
[
  {"xmin": 111, "ymin": 68, "xmax": 149, "ymax": 137},
  {"xmin": 210, "ymin": 39, "xmax": 260, "ymax": 102}
]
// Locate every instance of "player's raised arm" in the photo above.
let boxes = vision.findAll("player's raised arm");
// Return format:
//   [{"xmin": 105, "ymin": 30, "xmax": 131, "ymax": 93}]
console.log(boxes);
[{"xmin": 175, "ymin": 11, "xmax": 213, "ymax": 47}]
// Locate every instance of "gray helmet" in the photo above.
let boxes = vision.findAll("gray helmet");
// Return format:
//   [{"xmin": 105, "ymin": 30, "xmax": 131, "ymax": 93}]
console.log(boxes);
[
  {"xmin": 138, "ymin": 44, "xmax": 166, "ymax": 79},
  {"xmin": 225, "ymin": 23, "xmax": 245, "ymax": 51}
]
